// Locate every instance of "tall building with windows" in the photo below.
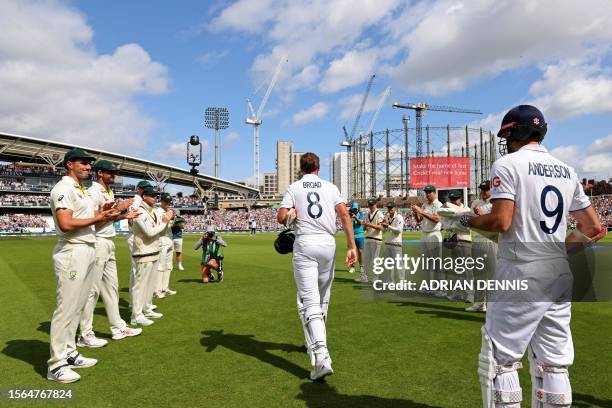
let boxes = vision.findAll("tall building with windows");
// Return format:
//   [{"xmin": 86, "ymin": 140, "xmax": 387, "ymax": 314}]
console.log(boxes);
[
  {"xmin": 276, "ymin": 141, "xmax": 303, "ymax": 195},
  {"xmin": 261, "ymin": 172, "xmax": 278, "ymax": 196}
]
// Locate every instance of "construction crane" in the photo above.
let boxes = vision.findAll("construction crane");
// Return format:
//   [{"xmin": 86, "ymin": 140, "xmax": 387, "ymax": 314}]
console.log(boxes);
[
  {"xmin": 392, "ymin": 102, "xmax": 482, "ymax": 157},
  {"xmin": 341, "ymin": 74, "xmax": 375, "ymax": 199},
  {"xmin": 245, "ymin": 56, "xmax": 287, "ymax": 188},
  {"xmin": 366, "ymin": 85, "xmax": 391, "ymax": 134}
]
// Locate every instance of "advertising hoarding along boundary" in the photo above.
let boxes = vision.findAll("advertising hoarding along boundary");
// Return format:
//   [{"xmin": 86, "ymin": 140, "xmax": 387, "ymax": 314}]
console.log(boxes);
[{"xmin": 409, "ymin": 157, "xmax": 470, "ymax": 189}]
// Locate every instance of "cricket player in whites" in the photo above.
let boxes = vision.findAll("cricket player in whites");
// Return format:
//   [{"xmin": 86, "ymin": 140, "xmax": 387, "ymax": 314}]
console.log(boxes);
[
  {"xmin": 358, "ymin": 198, "xmax": 384, "ymax": 283},
  {"xmin": 130, "ymin": 186, "xmax": 174, "ymax": 326},
  {"xmin": 463, "ymin": 105, "xmax": 605, "ymax": 407},
  {"xmin": 78, "ymin": 160, "xmax": 142, "ymax": 348},
  {"xmin": 467, "ymin": 180, "xmax": 497, "ymax": 312},
  {"xmin": 47, "ymin": 148, "xmax": 119, "ymax": 383},
  {"xmin": 411, "ymin": 185, "xmax": 443, "ymax": 293},
  {"xmin": 277, "ymin": 152, "xmax": 356, "ymax": 381},
  {"xmin": 155, "ymin": 193, "xmax": 177, "ymax": 298},
  {"xmin": 381, "ymin": 202, "xmax": 405, "ymax": 283}
]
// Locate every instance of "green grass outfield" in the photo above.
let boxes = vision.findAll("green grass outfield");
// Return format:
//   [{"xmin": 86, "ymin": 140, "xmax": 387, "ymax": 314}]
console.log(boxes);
[{"xmin": 0, "ymin": 233, "xmax": 610, "ymax": 407}]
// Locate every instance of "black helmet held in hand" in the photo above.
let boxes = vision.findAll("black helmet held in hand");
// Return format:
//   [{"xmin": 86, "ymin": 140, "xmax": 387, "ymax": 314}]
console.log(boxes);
[{"xmin": 274, "ymin": 229, "xmax": 295, "ymax": 255}]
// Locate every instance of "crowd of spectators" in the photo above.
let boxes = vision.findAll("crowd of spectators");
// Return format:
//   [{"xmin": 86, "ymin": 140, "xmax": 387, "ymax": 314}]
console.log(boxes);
[
  {"xmin": 183, "ymin": 208, "xmax": 279, "ymax": 231},
  {"xmin": 0, "ymin": 214, "xmax": 48, "ymax": 232},
  {"xmin": 0, "ymin": 164, "xmax": 64, "ymax": 177},
  {"xmin": 0, "ymin": 179, "xmax": 33, "ymax": 191},
  {"xmin": 0, "ymin": 194, "xmax": 50, "ymax": 206}
]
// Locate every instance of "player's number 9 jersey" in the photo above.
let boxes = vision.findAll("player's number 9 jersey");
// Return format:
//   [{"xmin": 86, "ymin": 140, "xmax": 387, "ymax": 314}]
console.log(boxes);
[
  {"xmin": 490, "ymin": 144, "xmax": 590, "ymax": 260},
  {"xmin": 280, "ymin": 174, "xmax": 345, "ymax": 236}
]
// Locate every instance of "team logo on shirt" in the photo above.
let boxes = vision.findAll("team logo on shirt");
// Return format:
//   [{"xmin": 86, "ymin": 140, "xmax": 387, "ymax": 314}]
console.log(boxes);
[
  {"xmin": 58, "ymin": 195, "xmax": 64, "ymax": 201},
  {"xmin": 492, "ymin": 176, "xmax": 501, "ymax": 188}
]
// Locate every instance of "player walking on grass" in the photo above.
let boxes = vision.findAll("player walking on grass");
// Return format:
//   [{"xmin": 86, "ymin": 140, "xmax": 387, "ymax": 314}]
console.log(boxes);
[
  {"xmin": 464, "ymin": 105, "xmax": 606, "ymax": 408},
  {"xmin": 47, "ymin": 149, "xmax": 120, "ymax": 384},
  {"xmin": 277, "ymin": 152, "xmax": 356, "ymax": 381},
  {"xmin": 77, "ymin": 160, "xmax": 141, "ymax": 349}
]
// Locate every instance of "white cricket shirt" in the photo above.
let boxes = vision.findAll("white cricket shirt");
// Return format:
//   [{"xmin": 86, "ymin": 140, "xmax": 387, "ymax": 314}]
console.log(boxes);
[
  {"xmin": 421, "ymin": 199, "xmax": 442, "ymax": 232},
  {"xmin": 365, "ymin": 208, "xmax": 384, "ymax": 240},
  {"xmin": 88, "ymin": 181, "xmax": 116, "ymax": 238},
  {"xmin": 384, "ymin": 211, "xmax": 404, "ymax": 245},
  {"xmin": 490, "ymin": 144, "xmax": 590, "ymax": 261},
  {"xmin": 470, "ymin": 198, "xmax": 493, "ymax": 243},
  {"xmin": 280, "ymin": 173, "xmax": 345, "ymax": 237},
  {"xmin": 50, "ymin": 176, "xmax": 96, "ymax": 244}
]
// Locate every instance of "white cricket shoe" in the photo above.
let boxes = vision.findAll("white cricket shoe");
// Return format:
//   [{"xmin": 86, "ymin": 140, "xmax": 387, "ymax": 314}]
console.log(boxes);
[
  {"xmin": 131, "ymin": 316, "xmax": 154, "ymax": 326},
  {"xmin": 465, "ymin": 302, "xmax": 487, "ymax": 312},
  {"xmin": 348, "ymin": 267, "xmax": 355, "ymax": 274},
  {"xmin": 164, "ymin": 288, "xmax": 177, "ymax": 296},
  {"xmin": 47, "ymin": 365, "xmax": 80, "ymax": 383},
  {"xmin": 147, "ymin": 303, "xmax": 158, "ymax": 310},
  {"xmin": 77, "ymin": 332, "xmax": 108, "ymax": 348},
  {"xmin": 356, "ymin": 274, "xmax": 368, "ymax": 283},
  {"xmin": 178, "ymin": 263, "xmax": 184, "ymax": 271},
  {"xmin": 67, "ymin": 353, "xmax": 97, "ymax": 369},
  {"xmin": 310, "ymin": 354, "xmax": 333, "ymax": 381},
  {"xmin": 144, "ymin": 310, "xmax": 163, "ymax": 319},
  {"xmin": 154, "ymin": 291, "xmax": 166, "ymax": 299},
  {"xmin": 112, "ymin": 326, "xmax": 143, "ymax": 340}
]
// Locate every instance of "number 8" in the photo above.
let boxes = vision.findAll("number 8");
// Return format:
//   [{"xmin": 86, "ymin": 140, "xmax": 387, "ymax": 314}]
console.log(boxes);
[
  {"xmin": 539, "ymin": 185, "xmax": 563, "ymax": 234},
  {"xmin": 307, "ymin": 192, "xmax": 323, "ymax": 219}
]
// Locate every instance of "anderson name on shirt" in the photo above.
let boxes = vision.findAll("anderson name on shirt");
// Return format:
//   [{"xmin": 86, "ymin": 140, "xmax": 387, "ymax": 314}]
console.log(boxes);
[{"xmin": 527, "ymin": 162, "xmax": 571, "ymax": 179}]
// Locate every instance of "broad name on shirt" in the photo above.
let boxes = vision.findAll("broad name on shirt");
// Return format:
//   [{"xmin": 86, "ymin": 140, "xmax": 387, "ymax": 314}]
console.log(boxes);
[{"xmin": 302, "ymin": 181, "xmax": 322, "ymax": 189}]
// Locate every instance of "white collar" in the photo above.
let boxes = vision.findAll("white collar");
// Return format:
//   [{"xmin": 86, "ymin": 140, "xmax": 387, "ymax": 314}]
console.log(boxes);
[{"xmin": 519, "ymin": 143, "xmax": 548, "ymax": 153}]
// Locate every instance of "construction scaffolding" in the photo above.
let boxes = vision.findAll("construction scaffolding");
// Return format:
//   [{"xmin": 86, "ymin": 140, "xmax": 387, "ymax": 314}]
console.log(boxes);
[{"xmin": 348, "ymin": 125, "xmax": 497, "ymax": 199}]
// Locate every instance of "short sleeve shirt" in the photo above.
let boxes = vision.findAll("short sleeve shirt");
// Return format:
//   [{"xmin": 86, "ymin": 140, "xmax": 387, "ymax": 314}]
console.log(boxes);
[
  {"xmin": 421, "ymin": 199, "xmax": 442, "ymax": 232},
  {"xmin": 490, "ymin": 144, "xmax": 591, "ymax": 260},
  {"xmin": 365, "ymin": 208, "xmax": 384, "ymax": 239},
  {"xmin": 88, "ymin": 182, "xmax": 116, "ymax": 238},
  {"xmin": 280, "ymin": 174, "xmax": 345, "ymax": 236},
  {"xmin": 50, "ymin": 176, "xmax": 96, "ymax": 244}
]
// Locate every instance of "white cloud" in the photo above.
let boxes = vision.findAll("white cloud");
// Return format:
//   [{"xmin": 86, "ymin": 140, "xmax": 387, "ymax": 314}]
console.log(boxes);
[
  {"xmin": 167, "ymin": 139, "xmax": 210, "ymax": 161},
  {"xmin": 587, "ymin": 134, "xmax": 612, "ymax": 154},
  {"xmin": 319, "ymin": 50, "xmax": 377, "ymax": 93},
  {"xmin": 387, "ymin": 0, "xmax": 612, "ymax": 95},
  {"xmin": 291, "ymin": 102, "xmax": 329, "ymax": 125},
  {"xmin": 196, "ymin": 50, "xmax": 229, "ymax": 67},
  {"xmin": 0, "ymin": 0, "xmax": 168, "ymax": 154},
  {"xmin": 224, "ymin": 131, "xmax": 240, "ymax": 146},
  {"xmin": 211, "ymin": 0, "xmax": 401, "ymax": 94},
  {"xmin": 550, "ymin": 138, "xmax": 612, "ymax": 179},
  {"xmin": 529, "ymin": 59, "xmax": 612, "ymax": 121}
]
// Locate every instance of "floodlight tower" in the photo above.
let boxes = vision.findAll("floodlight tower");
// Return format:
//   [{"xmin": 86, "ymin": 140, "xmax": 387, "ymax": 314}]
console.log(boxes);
[{"xmin": 205, "ymin": 107, "xmax": 229, "ymax": 178}]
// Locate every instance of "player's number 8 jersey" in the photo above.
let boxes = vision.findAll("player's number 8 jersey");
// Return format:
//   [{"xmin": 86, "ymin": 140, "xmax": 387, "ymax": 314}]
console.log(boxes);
[
  {"xmin": 280, "ymin": 174, "xmax": 345, "ymax": 236},
  {"xmin": 490, "ymin": 144, "xmax": 591, "ymax": 261}
]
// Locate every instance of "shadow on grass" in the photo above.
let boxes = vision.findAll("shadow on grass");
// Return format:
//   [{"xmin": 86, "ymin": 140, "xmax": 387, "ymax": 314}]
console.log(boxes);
[
  {"xmin": 178, "ymin": 278, "xmax": 204, "ymax": 284},
  {"xmin": 95, "ymin": 297, "xmax": 130, "ymax": 317},
  {"xmin": 333, "ymin": 276, "xmax": 362, "ymax": 284},
  {"xmin": 200, "ymin": 330, "xmax": 309, "ymax": 379},
  {"xmin": 37, "ymin": 321, "xmax": 50, "ymax": 334},
  {"xmin": 572, "ymin": 393, "xmax": 612, "ymax": 408},
  {"xmin": 390, "ymin": 301, "xmax": 485, "ymax": 323},
  {"xmin": 2, "ymin": 339, "xmax": 49, "ymax": 378},
  {"xmin": 296, "ymin": 382, "xmax": 442, "ymax": 408}
]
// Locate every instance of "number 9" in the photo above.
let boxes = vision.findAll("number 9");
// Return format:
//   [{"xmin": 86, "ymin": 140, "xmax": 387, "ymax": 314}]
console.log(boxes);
[{"xmin": 539, "ymin": 185, "xmax": 563, "ymax": 234}]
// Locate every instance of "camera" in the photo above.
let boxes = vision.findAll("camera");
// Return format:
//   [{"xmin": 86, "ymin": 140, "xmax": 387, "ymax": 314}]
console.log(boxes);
[{"xmin": 349, "ymin": 207, "xmax": 359, "ymax": 216}]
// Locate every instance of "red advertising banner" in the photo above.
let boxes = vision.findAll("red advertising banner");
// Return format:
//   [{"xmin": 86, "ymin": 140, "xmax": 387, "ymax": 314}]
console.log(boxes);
[{"xmin": 409, "ymin": 157, "xmax": 470, "ymax": 189}]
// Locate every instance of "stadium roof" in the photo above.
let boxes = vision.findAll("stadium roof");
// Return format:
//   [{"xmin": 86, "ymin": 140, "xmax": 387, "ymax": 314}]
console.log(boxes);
[{"xmin": 0, "ymin": 132, "xmax": 259, "ymax": 197}]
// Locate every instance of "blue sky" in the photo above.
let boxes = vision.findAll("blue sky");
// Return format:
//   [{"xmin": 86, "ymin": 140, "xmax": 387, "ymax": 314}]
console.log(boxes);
[{"xmin": 1, "ymin": 0, "xmax": 611, "ymax": 186}]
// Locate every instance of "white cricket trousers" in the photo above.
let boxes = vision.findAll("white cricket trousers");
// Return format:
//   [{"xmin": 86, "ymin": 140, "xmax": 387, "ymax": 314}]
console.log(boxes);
[
  {"xmin": 421, "ymin": 231, "xmax": 442, "ymax": 281},
  {"xmin": 48, "ymin": 242, "xmax": 96, "ymax": 370},
  {"xmin": 79, "ymin": 237, "xmax": 128, "ymax": 337},
  {"xmin": 363, "ymin": 238, "xmax": 382, "ymax": 280},
  {"xmin": 471, "ymin": 239, "xmax": 497, "ymax": 303},
  {"xmin": 292, "ymin": 235, "xmax": 336, "ymax": 352},
  {"xmin": 382, "ymin": 243, "xmax": 404, "ymax": 283},
  {"xmin": 131, "ymin": 259, "xmax": 159, "ymax": 320},
  {"xmin": 157, "ymin": 243, "xmax": 173, "ymax": 292}
]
